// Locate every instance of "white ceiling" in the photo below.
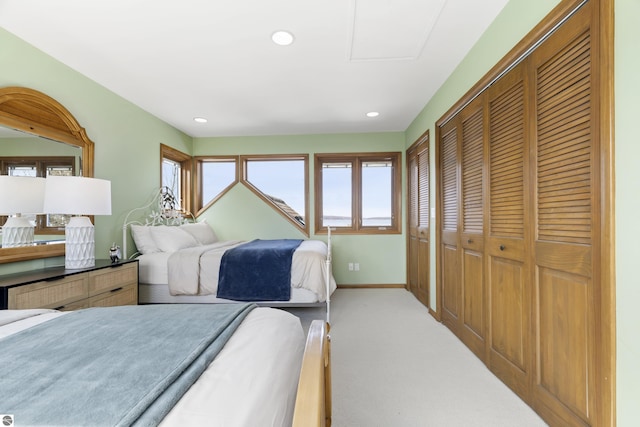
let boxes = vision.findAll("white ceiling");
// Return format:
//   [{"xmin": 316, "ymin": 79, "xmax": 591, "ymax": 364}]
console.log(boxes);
[{"xmin": 0, "ymin": 0, "xmax": 508, "ymax": 138}]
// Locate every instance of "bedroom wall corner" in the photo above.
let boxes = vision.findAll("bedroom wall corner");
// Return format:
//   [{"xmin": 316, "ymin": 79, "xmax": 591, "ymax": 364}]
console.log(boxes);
[
  {"xmin": 402, "ymin": 0, "xmax": 562, "ymax": 313},
  {"xmin": 614, "ymin": 0, "xmax": 640, "ymax": 424},
  {"xmin": 0, "ymin": 27, "xmax": 192, "ymax": 275},
  {"xmin": 193, "ymin": 132, "xmax": 407, "ymax": 286}
]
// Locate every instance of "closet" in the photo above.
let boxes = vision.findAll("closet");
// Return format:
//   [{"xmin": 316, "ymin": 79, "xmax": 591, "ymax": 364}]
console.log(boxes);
[
  {"xmin": 440, "ymin": 96, "xmax": 488, "ymax": 361},
  {"xmin": 407, "ymin": 131, "xmax": 430, "ymax": 308},
  {"xmin": 435, "ymin": 1, "xmax": 613, "ymax": 426}
]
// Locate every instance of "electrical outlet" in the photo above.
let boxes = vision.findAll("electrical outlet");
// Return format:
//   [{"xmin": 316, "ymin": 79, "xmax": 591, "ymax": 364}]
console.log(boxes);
[
  {"xmin": 348, "ymin": 262, "xmax": 354, "ymax": 271},
  {"xmin": 354, "ymin": 263, "xmax": 360, "ymax": 271}
]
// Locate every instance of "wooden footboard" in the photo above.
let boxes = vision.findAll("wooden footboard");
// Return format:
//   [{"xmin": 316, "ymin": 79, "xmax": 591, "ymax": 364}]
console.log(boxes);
[{"xmin": 293, "ymin": 320, "xmax": 332, "ymax": 427}]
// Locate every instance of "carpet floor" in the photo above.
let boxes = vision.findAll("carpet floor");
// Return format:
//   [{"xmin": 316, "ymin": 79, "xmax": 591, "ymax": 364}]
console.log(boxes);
[{"xmin": 285, "ymin": 288, "xmax": 548, "ymax": 427}]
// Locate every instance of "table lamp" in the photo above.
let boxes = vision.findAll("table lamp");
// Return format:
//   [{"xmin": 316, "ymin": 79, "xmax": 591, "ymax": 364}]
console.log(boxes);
[
  {"xmin": 44, "ymin": 176, "xmax": 112, "ymax": 269},
  {"xmin": 0, "ymin": 176, "xmax": 46, "ymax": 248}
]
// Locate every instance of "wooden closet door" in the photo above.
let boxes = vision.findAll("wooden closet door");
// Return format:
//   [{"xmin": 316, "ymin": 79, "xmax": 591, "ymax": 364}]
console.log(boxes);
[
  {"xmin": 439, "ymin": 120, "xmax": 460, "ymax": 336},
  {"xmin": 407, "ymin": 132, "xmax": 430, "ymax": 308},
  {"xmin": 408, "ymin": 148, "xmax": 419, "ymax": 298},
  {"xmin": 530, "ymin": 4, "xmax": 597, "ymax": 426},
  {"xmin": 459, "ymin": 98, "xmax": 486, "ymax": 359},
  {"xmin": 486, "ymin": 61, "xmax": 531, "ymax": 400},
  {"xmin": 417, "ymin": 140, "xmax": 430, "ymax": 308}
]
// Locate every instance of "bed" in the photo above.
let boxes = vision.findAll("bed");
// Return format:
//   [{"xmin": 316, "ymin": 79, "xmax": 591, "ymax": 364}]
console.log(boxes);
[
  {"xmin": 0, "ymin": 304, "xmax": 331, "ymax": 427},
  {"xmin": 122, "ymin": 188, "xmax": 336, "ymax": 322}
]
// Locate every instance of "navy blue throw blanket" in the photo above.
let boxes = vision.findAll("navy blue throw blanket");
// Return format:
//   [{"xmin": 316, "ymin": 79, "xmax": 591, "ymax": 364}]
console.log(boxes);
[{"xmin": 218, "ymin": 239, "xmax": 303, "ymax": 301}]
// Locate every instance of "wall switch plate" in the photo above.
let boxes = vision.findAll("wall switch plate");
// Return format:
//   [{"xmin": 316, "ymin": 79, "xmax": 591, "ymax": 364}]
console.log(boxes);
[{"xmin": 348, "ymin": 262, "xmax": 354, "ymax": 271}]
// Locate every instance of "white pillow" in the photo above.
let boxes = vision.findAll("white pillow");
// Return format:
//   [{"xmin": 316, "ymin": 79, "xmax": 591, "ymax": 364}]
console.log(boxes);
[
  {"xmin": 149, "ymin": 225, "xmax": 199, "ymax": 252},
  {"xmin": 130, "ymin": 225, "xmax": 160, "ymax": 254},
  {"xmin": 180, "ymin": 220, "xmax": 219, "ymax": 245}
]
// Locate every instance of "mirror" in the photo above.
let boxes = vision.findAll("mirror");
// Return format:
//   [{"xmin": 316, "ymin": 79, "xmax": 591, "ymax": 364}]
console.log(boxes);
[{"xmin": 0, "ymin": 86, "xmax": 95, "ymax": 263}]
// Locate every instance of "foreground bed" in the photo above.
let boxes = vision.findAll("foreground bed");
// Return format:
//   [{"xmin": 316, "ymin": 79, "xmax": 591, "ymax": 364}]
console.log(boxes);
[{"xmin": 0, "ymin": 305, "xmax": 331, "ymax": 427}]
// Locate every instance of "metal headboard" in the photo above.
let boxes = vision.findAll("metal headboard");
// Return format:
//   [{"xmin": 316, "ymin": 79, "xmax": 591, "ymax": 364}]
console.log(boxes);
[{"xmin": 122, "ymin": 187, "xmax": 194, "ymax": 258}]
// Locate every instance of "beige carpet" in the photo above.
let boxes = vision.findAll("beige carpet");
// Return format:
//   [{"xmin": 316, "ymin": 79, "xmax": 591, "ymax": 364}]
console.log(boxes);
[{"xmin": 286, "ymin": 288, "xmax": 548, "ymax": 427}]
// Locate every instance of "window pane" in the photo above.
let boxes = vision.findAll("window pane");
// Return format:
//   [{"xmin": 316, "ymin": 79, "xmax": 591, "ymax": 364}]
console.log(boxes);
[
  {"xmin": 315, "ymin": 152, "xmax": 400, "ymax": 234},
  {"xmin": 46, "ymin": 213, "xmax": 70, "ymax": 229},
  {"xmin": 246, "ymin": 159, "xmax": 305, "ymax": 225},
  {"xmin": 8, "ymin": 165, "xmax": 37, "ymax": 177},
  {"xmin": 201, "ymin": 160, "xmax": 235, "ymax": 204},
  {"xmin": 4, "ymin": 159, "xmax": 75, "ymax": 231},
  {"xmin": 322, "ymin": 162, "xmax": 352, "ymax": 227},
  {"xmin": 362, "ymin": 160, "xmax": 392, "ymax": 227},
  {"xmin": 162, "ymin": 158, "xmax": 181, "ymax": 208},
  {"xmin": 46, "ymin": 165, "xmax": 73, "ymax": 177}
]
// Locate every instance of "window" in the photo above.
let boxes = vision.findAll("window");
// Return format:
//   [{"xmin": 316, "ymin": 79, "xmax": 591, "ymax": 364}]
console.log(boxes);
[
  {"xmin": 0, "ymin": 156, "xmax": 75, "ymax": 234},
  {"xmin": 240, "ymin": 155, "xmax": 308, "ymax": 235},
  {"xmin": 1, "ymin": 157, "xmax": 75, "ymax": 177},
  {"xmin": 315, "ymin": 152, "xmax": 401, "ymax": 234},
  {"xmin": 194, "ymin": 156, "xmax": 238, "ymax": 214},
  {"xmin": 160, "ymin": 144, "xmax": 191, "ymax": 213}
]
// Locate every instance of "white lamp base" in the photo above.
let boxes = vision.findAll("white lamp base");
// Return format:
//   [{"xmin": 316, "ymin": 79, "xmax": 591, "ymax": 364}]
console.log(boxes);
[
  {"xmin": 2, "ymin": 216, "xmax": 35, "ymax": 248},
  {"xmin": 65, "ymin": 216, "xmax": 95, "ymax": 269}
]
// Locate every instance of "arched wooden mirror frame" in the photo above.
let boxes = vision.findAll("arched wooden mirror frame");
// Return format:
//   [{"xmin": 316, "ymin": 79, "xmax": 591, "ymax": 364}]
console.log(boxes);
[{"xmin": 0, "ymin": 86, "xmax": 95, "ymax": 263}]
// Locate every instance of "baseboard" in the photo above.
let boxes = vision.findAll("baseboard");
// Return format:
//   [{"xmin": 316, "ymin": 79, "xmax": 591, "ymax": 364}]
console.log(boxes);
[{"xmin": 336, "ymin": 284, "xmax": 407, "ymax": 289}]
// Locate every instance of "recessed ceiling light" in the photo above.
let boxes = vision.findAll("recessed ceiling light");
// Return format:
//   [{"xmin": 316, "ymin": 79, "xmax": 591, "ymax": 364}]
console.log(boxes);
[
  {"xmin": 193, "ymin": 117, "xmax": 208, "ymax": 123},
  {"xmin": 272, "ymin": 30, "xmax": 294, "ymax": 46},
  {"xmin": 366, "ymin": 111, "xmax": 380, "ymax": 118}
]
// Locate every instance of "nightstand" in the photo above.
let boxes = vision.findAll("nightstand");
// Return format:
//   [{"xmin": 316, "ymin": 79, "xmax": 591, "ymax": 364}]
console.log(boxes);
[{"xmin": 0, "ymin": 259, "xmax": 138, "ymax": 310}]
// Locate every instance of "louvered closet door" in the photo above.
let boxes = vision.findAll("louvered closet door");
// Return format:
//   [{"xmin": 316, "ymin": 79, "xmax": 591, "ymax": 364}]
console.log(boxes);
[
  {"xmin": 459, "ymin": 98, "xmax": 486, "ymax": 359},
  {"xmin": 439, "ymin": 119, "xmax": 460, "ymax": 335},
  {"xmin": 407, "ymin": 136, "xmax": 431, "ymax": 308},
  {"xmin": 408, "ymin": 149, "xmax": 420, "ymax": 299},
  {"xmin": 486, "ymin": 61, "xmax": 531, "ymax": 400},
  {"xmin": 416, "ymin": 140, "xmax": 430, "ymax": 307},
  {"xmin": 530, "ymin": 5, "xmax": 597, "ymax": 426}
]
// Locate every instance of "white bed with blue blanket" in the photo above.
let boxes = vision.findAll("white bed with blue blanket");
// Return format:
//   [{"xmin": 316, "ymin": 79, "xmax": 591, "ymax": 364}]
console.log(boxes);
[
  {"xmin": 123, "ymin": 194, "xmax": 336, "ymax": 322},
  {"xmin": 0, "ymin": 305, "xmax": 331, "ymax": 426}
]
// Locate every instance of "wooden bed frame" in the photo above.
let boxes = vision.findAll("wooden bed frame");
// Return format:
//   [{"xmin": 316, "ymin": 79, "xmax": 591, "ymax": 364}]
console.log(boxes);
[
  {"xmin": 294, "ymin": 320, "xmax": 332, "ymax": 427},
  {"xmin": 1, "ymin": 309, "xmax": 330, "ymax": 425}
]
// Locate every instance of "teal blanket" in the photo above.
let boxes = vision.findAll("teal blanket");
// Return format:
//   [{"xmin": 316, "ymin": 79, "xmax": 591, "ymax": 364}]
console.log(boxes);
[{"xmin": 0, "ymin": 303, "xmax": 255, "ymax": 426}]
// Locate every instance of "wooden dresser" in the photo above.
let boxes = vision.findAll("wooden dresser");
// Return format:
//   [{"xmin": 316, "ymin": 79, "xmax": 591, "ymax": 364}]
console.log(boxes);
[{"xmin": 0, "ymin": 259, "xmax": 138, "ymax": 310}]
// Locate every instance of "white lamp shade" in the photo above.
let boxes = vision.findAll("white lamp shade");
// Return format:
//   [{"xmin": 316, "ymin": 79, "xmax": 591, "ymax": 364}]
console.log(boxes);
[
  {"xmin": 44, "ymin": 176, "xmax": 112, "ymax": 216},
  {"xmin": 0, "ymin": 176, "xmax": 46, "ymax": 215}
]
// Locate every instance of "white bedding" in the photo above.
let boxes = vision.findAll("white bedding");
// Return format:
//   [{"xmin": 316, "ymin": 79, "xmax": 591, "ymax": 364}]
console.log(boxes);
[
  {"xmin": 0, "ymin": 307, "xmax": 305, "ymax": 427},
  {"xmin": 139, "ymin": 239, "xmax": 336, "ymax": 303},
  {"xmin": 139, "ymin": 282, "xmax": 320, "ymax": 304}
]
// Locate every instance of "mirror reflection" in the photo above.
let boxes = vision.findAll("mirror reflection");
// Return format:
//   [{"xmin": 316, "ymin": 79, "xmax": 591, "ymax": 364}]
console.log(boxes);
[
  {"xmin": 0, "ymin": 126, "xmax": 83, "ymax": 248},
  {"xmin": 0, "ymin": 86, "xmax": 95, "ymax": 263}
]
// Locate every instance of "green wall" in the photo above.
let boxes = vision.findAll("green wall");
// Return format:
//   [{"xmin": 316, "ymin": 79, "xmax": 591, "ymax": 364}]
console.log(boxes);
[
  {"xmin": 193, "ymin": 132, "xmax": 407, "ymax": 285},
  {"xmin": 1, "ymin": 136, "xmax": 80, "ymax": 156},
  {"xmin": 405, "ymin": 0, "xmax": 639, "ymax": 424},
  {"xmin": 614, "ymin": 0, "xmax": 640, "ymax": 425},
  {"xmin": 0, "ymin": 28, "xmax": 407, "ymax": 286},
  {"xmin": 1, "ymin": 0, "xmax": 639, "ymax": 422},
  {"xmin": 0, "ymin": 27, "xmax": 192, "ymax": 273},
  {"xmin": 405, "ymin": 0, "xmax": 563, "ymax": 313}
]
